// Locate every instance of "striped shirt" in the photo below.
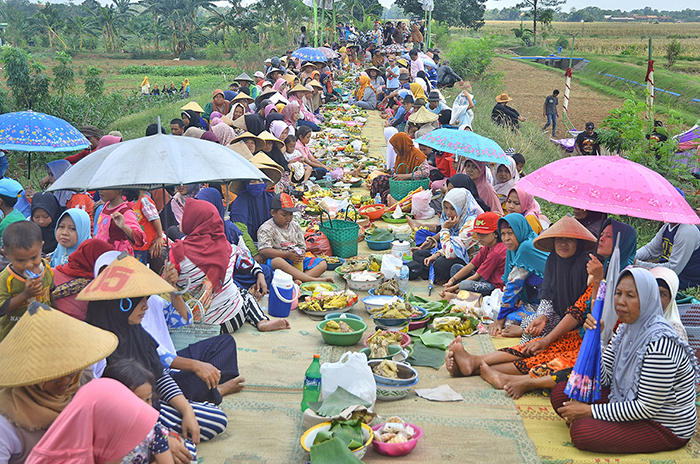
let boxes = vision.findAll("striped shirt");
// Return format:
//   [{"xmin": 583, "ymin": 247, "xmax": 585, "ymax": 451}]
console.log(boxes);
[{"xmin": 593, "ymin": 337, "xmax": 697, "ymax": 439}]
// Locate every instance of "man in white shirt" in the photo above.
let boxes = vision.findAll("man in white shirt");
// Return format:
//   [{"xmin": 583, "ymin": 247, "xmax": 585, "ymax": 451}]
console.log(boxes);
[{"xmin": 409, "ymin": 49, "xmax": 424, "ymax": 80}]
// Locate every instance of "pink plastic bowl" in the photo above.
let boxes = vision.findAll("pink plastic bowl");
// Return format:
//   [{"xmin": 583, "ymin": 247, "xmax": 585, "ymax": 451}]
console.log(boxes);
[{"xmin": 371, "ymin": 423, "xmax": 423, "ymax": 456}]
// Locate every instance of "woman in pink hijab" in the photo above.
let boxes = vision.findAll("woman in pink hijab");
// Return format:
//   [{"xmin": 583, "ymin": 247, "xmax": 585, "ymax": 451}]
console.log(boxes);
[
  {"xmin": 26, "ymin": 378, "xmax": 158, "ymax": 464},
  {"xmin": 272, "ymin": 78, "xmax": 289, "ymax": 98},
  {"xmin": 211, "ymin": 118, "xmax": 236, "ymax": 146},
  {"xmin": 458, "ymin": 158, "xmax": 503, "ymax": 214},
  {"xmin": 505, "ymin": 185, "xmax": 548, "ymax": 234},
  {"xmin": 269, "ymin": 120, "xmax": 291, "ymax": 142},
  {"xmin": 282, "ymin": 102, "xmax": 300, "ymax": 136}
]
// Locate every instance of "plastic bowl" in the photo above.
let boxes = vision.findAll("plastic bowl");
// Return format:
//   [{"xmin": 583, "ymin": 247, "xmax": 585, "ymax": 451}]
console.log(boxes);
[
  {"xmin": 317, "ymin": 318, "xmax": 367, "ymax": 346},
  {"xmin": 300, "ymin": 421, "xmax": 374, "ymax": 459},
  {"xmin": 345, "ymin": 272, "xmax": 383, "ymax": 292},
  {"xmin": 375, "ymin": 378, "xmax": 418, "ymax": 401},
  {"xmin": 368, "ymin": 360, "xmax": 418, "ymax": 386},
  {"xmin": 368, "ymin": 288, "xmax": 404, "ymax": 298},
  {"xmin": 371, "ymin": 423, "xmax": 423, "ymax": 456},
  {"xmin": 359, "ymin": 204, "xmax": 386, "ymax": 221},
  {"xmin": 358, "ymin": 344, "xmax": 402, "ymax": 360},
  {"xmin": 324, "ymin": 312, "xmax": 364, "ymax": 322},
  {"xmin": 365, "ymin": 238, "xmax": 393, "ymax": 251},
  {"xmin": 324, "ymin": 257, "xmax": 345, "ymax": 271},
  {"xmin": 410, "ymin": 306, "xmax": 429, "ymax": 321},
  {"xmin": 408, "ymin": 316, "xmax": 430, "ymax": 331},
  {"xmin": 361, "ymin": 295, "xmax": 404, "ymax": 313},
  {"xmin": 299, "ymin": 281, "xmax": 339, "ymax": 295},
  {"xmin": 363, "ymin": 331, "xmax": 411, "ymax": 348}
]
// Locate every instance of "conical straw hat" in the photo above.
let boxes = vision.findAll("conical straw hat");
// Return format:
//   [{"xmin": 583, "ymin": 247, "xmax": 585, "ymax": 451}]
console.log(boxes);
[
  {"xmin": 180, "ymin": 101, "xmax": 205, "ymax": 113},
  {"xmin": 258, "ymin": 130, "xmax": 284, "ymax": 149},
  {"xmin": 77, "ymin": 252, "xmax": 175, "ymax": 301},
  {"xmin": 231, "ymin": 131, "xmax": 265, "ymax": 153},
  {"xmin": 250, "ymin": 152, "xmax": 283, "ymax": 185},
  {"xmin": 308, "ymin": 80, "xmax": 323, "ymax": 90},
  {"xmin": 229, "ymin": 141, "xmax": 254, "ymax": 160},
  {"xmin": 288, "ymin": 83, "xmax": 311, "ymax": 94},
  {"xmin": 533, "ymin": 214, "xmax": 597, "ymax": 253},
  {"xmin": 408, "ymin": 106, "xmax": 439, "ymax": 124},
  {"xmin": 232, "ymin": 92, "xmax": 254, "ymax": 103},
  {"xmin": 235, "ymin": 72, "xmax": 253, "ymax": 82},
  {"xmin": 0, "ymin": 302, "xmax": 118, "ymax": 387}
]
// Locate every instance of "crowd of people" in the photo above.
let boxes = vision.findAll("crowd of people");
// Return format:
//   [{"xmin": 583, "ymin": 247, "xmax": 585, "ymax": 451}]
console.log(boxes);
[{"xmin": 0, "ymin": 28, "xmax": 697, "ymax": 463}]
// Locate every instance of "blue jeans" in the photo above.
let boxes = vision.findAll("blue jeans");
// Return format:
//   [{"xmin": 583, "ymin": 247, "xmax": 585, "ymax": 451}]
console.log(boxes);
[{"xmin": 543, "ymin": 114, "xmax": 557, "ymax": 136}]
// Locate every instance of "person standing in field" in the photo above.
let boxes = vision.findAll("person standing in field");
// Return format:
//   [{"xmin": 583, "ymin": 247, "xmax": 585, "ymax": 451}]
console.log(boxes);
[
  {"xmin": 542, "ymin": 89, "xmax": 559, "ymax": 137},
  {"xmin": 575, "ymin": 122, "xmax": 601, "ymax": 156},
  {"xmin": 298, "ymin": 26, "xmax": 308, "ymax": 48}
]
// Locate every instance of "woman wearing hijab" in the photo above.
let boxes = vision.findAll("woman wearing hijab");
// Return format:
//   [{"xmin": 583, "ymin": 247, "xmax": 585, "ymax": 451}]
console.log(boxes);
[
  {"xmin": 384, "ymin": 126, "xmax": 398, "ymax": 171},
  {"xmin": 27, "ymin": 378, "xmax": 159, "ymax": 464},
  {"xmin": 229, "ymin": 180, "xmax": 273, "ymax": 247},
  {"xmin": 412, "ymin": 188, "xmax": 482, "ymax": 283},
  {"xmin": 348, "ymin": 75, "xmax": 377, "ymax": 110},
  {"xmin": 30, "ymin": 192, "xmax": 63, "ymax": 255},
  {"xmin": 170, "ymin": 199, "xmax": 288, "ymax": 333},
  {"xmin": 572, "ymin": 208, "xmax": 608, "ymax": 238},
  {"xmin": 269, "ymin": 120, "xmax": 290, "ymax": 145},
  {"xmin": 553, "ymin": 268, "xmax": 699, "ymax": 454},
  {"xmin": 650, "ymin": 267, "xmax": 688, "ymax": 341},
  {"xmin": 159, "ymin": 184, "xmax": 200, "ymax": 233},
  {"xmin": 458, "ymin": 158, "xmax": 503, "ymax": 214},
  {"xmin": 272, "ymin": 78, "xmax": 289, "ymax": 98},
  {"xmin": 282, "ymin": 102, "xmax": 300, "ymax": 135},
  {"xmin": 181, "ymin": 110, "xmax": 204, "ymax": 137},
  {"xmin": 415, "ymin": 70, "xmax": 431, "ymax": 94},
  {"xmin": 505, "ymin": 186, "xmax": 546, "ymax": 234},
  {"xmin": 411, "ymin": 23, "xmax": 423, "ymax": 45},
  {"xmin": 319, "ymin": 72, "xmax": 340, "ymax": 103},
  {"xmin": 493, "ymin": 157, "xmax": 520, "ymax": 205},
  {"xmin": 264, "ymin": 104, "xmax": 285, "ymax": 130},
  {"xmin": 227, "ymin": 102, "xmax": 246, "ymax": 125},
  {"xmin": 203, "ymin": 90, "xmax": 230, "ymax": 121},
  {"xmin": 52, "ymin": 239, "xmax": 115, "ymax": 321},
  {"xmin": 50, "ymin": 208, "xmax": 92, "ymax": 268},
  {"xmin": 243, "ymin": 113, "xmax": 265, "ymax": 136},
  {"xmin": 0, "ymin": 303, "xmax": 117, "ymax": 463},
  {"xmin": 370, "ymin": 132, "xmax": 430, "ymax": 204},
  {"xmin": 210, "ymin": 118, "xmax": 236, "ymax": 147}
]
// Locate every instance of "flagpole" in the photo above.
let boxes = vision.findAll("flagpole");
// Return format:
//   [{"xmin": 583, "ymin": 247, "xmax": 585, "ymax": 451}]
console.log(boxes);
[
  {"xmin": 313, "ymin": 0, "xmax": 318, "ymax": 47},
  {"xmin": 646, "ymin": 38, "xmax": 654, "ymax": 120},
  {"xmin": 562, "ymin": 36, "xmax": 575, "ymax": 134},
  {"xmin": 332, "ymin": 1, "xmax": 336, "ymax": 42}
]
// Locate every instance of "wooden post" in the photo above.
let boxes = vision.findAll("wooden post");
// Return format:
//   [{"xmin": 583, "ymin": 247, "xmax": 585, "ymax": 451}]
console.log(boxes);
[
  {"xmin": 313, "ymin": 0, "xmax": 318, "ymax": 47},
  {"xmin": 646, "ymin": 38, "xmax": 654, "ymax": 120}
]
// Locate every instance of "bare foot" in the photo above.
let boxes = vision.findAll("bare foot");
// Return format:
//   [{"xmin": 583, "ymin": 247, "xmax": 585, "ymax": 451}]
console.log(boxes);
[
  {"xmin": 257, "ymin": 319, "xmax": 291, "ymax": 331},
  {"xmin": 504, "ymin": 377, "xmax": 532, "ymax": 400},
  {"xmin": 445, "ymin": 350, "xmax": 463, "ymax": 377},
  {"xmin": 406, "ymin": 216, "xmax": 419, "ymax": 230},
  {"xmin": 319, "ymin": 276, "xmax": 335, "ymax": 283},
  {"xmin": 448, "ymin": 335, "xmax": 463, "ymax": 348},
  {"xmin": 501, "ymin": 325, "xmax": 523, "ymax": 338},
  {"xmin": 217, "ymin": 377, "xmax": 246, "ymax": 395},
  {"xmin": 442, "ymin": 291, "xmax": 458, "ymax": 302},
  {"xmin": 449, "ymin": 337, "xmax": 480, "ymax": 376},
  {"xmin": 479, "ymin": 362, "xmax": 507, "ymax": 390}
]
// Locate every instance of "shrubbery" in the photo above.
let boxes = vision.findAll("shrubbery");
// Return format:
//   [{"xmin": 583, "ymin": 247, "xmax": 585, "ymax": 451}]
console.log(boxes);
[
  {"xmin": 119, "ymin": 64, "xmax": 240, "ymax": 76},
  {"xmin": 447, "ymin": 35, "xmax": 496, "ymax": 80}
]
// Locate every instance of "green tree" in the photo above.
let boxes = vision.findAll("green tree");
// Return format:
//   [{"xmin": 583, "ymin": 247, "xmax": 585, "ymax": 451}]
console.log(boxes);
[
  {"xmin": 0, "ymin": 46, "xmax": 49, "ymax": 109},
  {"xmin": 516, "ymin": 0, "xmax": 564, "ymax": 46},
  {"xmin": 394, "ymin": 0, "xmax": 486, "ymax": 30},
  {"xmin": 666, "ymin": 39, "xmax": 683, "ymax": 68},
  {"xmin": 52, "ymin": 51, "xmax": 74, "ymax": 116},
  {"xmin": 83, "ymin": 66, "xmax": 105, "ymax": 99}
]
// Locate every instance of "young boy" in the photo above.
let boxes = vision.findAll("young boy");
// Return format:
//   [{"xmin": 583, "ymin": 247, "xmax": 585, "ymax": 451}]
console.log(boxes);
[
  {"xmin": 257, "ymin": 193, "xmax": 332, "ymax": 283},
  {"xmin": 511, "ymin": 153, "xmax": 526, "ymax": 177},
  {"xmin": 0, "ymin": 179, "xmax": 26, "ymax": 246},
  {"xmin": 0, "ymin": 221, "xmax": 56, "ymax": 340}
]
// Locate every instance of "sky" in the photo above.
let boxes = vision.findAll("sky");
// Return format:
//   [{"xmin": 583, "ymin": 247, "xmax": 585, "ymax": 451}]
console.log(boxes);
[{"xmin": 378, "ymin": 0, "xmax": 698, "ymax": 11}]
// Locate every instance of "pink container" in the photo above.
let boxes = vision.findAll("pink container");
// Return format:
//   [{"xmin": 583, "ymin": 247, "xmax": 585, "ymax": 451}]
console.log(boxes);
[{"xmin": 371, "ymin": 423, "xmax": 423, "ymax": 457}]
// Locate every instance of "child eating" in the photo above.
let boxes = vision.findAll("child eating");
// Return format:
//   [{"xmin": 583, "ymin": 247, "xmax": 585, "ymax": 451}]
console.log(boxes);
[{"xmin": 94, "ymin": 188, "xmax": 145, "ymax": 255}]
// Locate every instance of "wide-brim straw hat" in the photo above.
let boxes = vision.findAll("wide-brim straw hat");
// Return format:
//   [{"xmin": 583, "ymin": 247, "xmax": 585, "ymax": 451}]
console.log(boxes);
[
  {"xmin": 180, "ymin": 101, "xmax": 205, "ymax": 113},
  {"xmin": 0, "ymin": 302, "xmax": 118, "ymax": 387},
  {"xmin": 77, "ymin": 252, "xmax": 175, "ymax": 301},
  {"xmin": 288, "ymin": 83, "xmax": 311, "ymax": 94},
  {"xmin": 221, "ymin": 115, "xmax": 234, "ymax": 126},
  {"xmin": 229, "ymin": 141, "xmax": 254, "ymax": 160},
  {"xmin": 232, "ymin": 131, "xmax": 265, "ymax": 153},
  {"xmin": 533, "ymin": 214, "xmax": 598, "ymax": 253},
  {"xmin": 235, "ymin": 72, "xmax": 253, "ymax": 82},
  {"xmin": 232, "ymin": 92, "xmax": 254, "ymax": 103},
  {"xmin": 365, "ymin": 66, "xmax": 381, "ymax": 74},
  {"xmin": 495, "ymin": 93, "xmax": 513, "ymax": 103},
  {"xmin": 257, "ymin": 130, "xmax": 284, "ymax": 149},
  {"xmin": 301, "ymin": 61, "xmax": 316, "ymax": 69},
  {"xmin": 265, "ymin": 67, "xmax": 282, "ymax": 76},
  {"xmin": 408, "ymin": 106, "xmax": 439, "ymax": 124},
  {"xmin": 232, "ymin": 115, "xmax": 247, "ymax": 130},
  {"xmin": 250, "ymin": 152, "xmax": 283, "ymax": 185},
  {"xmin": 257, "ymin": 88, "xmax": 278, "ymax": 101},
  {"xmin": 308, "ymin": 80, "xmax": 323, "ymax": 90}
]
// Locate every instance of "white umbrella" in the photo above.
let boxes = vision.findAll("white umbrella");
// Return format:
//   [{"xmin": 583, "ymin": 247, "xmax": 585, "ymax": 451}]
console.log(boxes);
[{"xmin": 47, "ymin": 132, "xmax": 270, "ymax": 191}]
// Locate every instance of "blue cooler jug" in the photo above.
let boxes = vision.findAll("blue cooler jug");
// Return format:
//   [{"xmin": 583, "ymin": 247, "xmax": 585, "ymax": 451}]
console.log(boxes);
[{"xmin": 268, "ymin": 269, "xmax": 298, "ymax": 318}]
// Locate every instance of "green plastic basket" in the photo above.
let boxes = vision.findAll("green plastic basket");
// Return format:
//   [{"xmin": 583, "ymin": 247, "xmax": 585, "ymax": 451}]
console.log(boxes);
[
  {"xmin": 389, "ymin": 163, "xmax": 429, "ymax": 201},
  {"xmin": 319, "ymin": 206, "xmax": 360, "ymax": 258}
]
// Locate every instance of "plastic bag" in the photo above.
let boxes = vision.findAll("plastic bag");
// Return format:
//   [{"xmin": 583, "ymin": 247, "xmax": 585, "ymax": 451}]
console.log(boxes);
[
  {"xmin": 481, "ymin": 288, "xmax": 503, "ymax": 321},
  {"xmin": 319, "ymin": 197, "xmax": 350, "ymax": 216},
  {"xmin": 411, "ymin": 189, "xmax": 435, "ymax": 219},
  {"xmin": 305, "ymin": 229, "xmax": 332, "ymax": 256},
  {"xmin": 380, "ymin": 254, "xmax": 403, "ymax": 280},
  {"xmin": 320, "ymin": 352, "xmax": 376, "ymax": 406},
  {"xmin": 330, "ymin": 167, "xmax": 345, "ymax": 180}
]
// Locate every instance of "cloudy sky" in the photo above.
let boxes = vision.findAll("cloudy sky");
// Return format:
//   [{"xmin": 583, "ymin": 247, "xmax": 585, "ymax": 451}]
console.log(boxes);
[{"xmin": 378, "ymin": 0, "xmax": 697, "ymax": 12}]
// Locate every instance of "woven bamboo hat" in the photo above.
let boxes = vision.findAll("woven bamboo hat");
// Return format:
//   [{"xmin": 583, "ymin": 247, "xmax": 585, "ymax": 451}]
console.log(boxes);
[
  {"xmin": 235, "ymin": 72, "xmax": 253, "ymax": 82},
  {"xmin": 77, "ymin": 252, "xmax": 175, "ymax": 301},
  {"xmin": 229, "ymin": 141, "xmax": 254, "ymax": 160},
  {"xmin": 533, "ymin": 214, "xmax": 597, "ymax": 253},
  {"xmin": 232, "ymin": 92, "xmax": 254, "ymax": 103},
  {"xmin": 408, "ymin": 106, "xmax": 439, "ymax": 124},
  {"xmin": 250, "ymin": 152, "xmax": 283, "ymax": 185},
  {"xmin": 232, "ymin": 131, "xmax": 265, "ymax": 153},
  {"xmin": 288, "ymin": 83, "xmax": 311, "ymax": 95},
  {"xmin": 221, "ymin": 115, "xmax": 234, "ymax": 127},
  {"xmin": 258, "ymin": 130, "xmax": 285, "ymax": 149},
  {"xmin": 180, "ymin": 101, "xmax": 205, "ymax": 113},
  {"xmin": 308, "ymin": 80, "xmax": 323, "ymax": 90},
  {"xmin": 0, "ymin": 302, "xmax": 118, "ymax": 387}
]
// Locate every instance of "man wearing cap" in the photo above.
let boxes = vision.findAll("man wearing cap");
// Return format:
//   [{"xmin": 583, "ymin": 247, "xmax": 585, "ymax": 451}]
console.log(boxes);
[
  {"xmin": 0, "ymin": 179, "xmax": 25, "ymax": 240},
  {"xmin": 65, "ymin": 125, "xmax": 102, "ymax": 164},
  {"xmin": 575, "ymin": 122, "xmax": 600, "ymax": 156},
  {"xmin": 427, "ymin": 90, "xmax": 448, "ymax": 115},
  {"xmin": 492, "ymin": 93, "xmax": 525, "ymax": 130}
]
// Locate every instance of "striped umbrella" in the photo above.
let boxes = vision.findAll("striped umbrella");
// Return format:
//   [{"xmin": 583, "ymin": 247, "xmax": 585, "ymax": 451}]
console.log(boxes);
[{"xmin": 415, "ymin": 128, "xmax": 509, "ymax": 164}]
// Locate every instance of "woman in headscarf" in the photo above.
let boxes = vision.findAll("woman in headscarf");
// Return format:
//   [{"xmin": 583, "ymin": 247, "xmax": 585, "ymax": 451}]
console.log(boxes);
[
  {"xmin": 170, "ymin": 199, "xmax": 288, "ymax": 333},
  {"xmin": 141, "ymin": 76, "xmax": 150, "ymax": 95},
  {"xmin": 458, "ymin": 158, "xmax": 503, "ymax": 214},
  {"xmin": 553, "ymin": 267, "xmax": 699, "ymax": 454},
  {"xmin": 160, "ymin": 184, "xmax": 201, "ymax": 231},
  {"xmin": 282, "ymin": 102, "xmax": 300, "ymax": 135},
  {"xmin": 243, "ymin": 113, "xmax": 265, "ymax": 136},
  {"xmin": 0, "ymin": 304, "xmax": 116, "ymax": 463},
  {"xmin": 181, "ymin": 109, "xmax": 204, "ymax": 137},
  {"xmin": 229, "ymin": 180, "xmax": 273, "ymax": 254},
  {"xmin": 384, "ymin": 126, "xmax": 398, "ymax": 171},
  {"xmin": 30, "ymin": 192, "xmax": 62, "ymax": 255},
  {"xmin": 348, "ymin": 75, "xmax": 377, "ymax": 110},
  {"xmin": 505, "ymin": 186, "xmax": 547, "ymax": 234},
  {"xmin": 202, "ymin": 90, "xmax": 230, "ymax": 120},
  {"xmin": 264, "ymin": 104, "xmax": 283, "ymax": 130},
  {"xmin": 392, "ymin": 22, "xmax": 405, "ymax": 45},
  {"xmin": 210, "ymin": 118, "xmax": 236, "ymax": 147},
  {"xmin": 415, "ymin": 70, "xmax": 431, "ymax": 94},
  {"xmin": 572, "ymin": 208, "xmax": 608, "ymax": 238},
  {"xmin": 411, "ymin": 188, "xmax": 482, "ymax": 283},
  {"xmin": 319, "ymin": 71, "xmax": 340, "ymax": 103},
  {"xmin": 411, "ymin": 23, "xmax": 423, "ymax": 45},
  {"xmin": 493, "ymin": 157, "xmax": 520, "ymax": 205},
  {"xmin": 50, "ymin": 208, "xmax": 92, "ymax": 267},
  {"xmin": 272, "ymin": 78, "xmax": 289, "ymax": 98},
  {"xmin": 227, "ymin": 102, "xmax": 246, "ymax": 125},
  {"xmin": 370, "ymin": 132, "xmax": 430, "ymax": 204},
  {"xmin": 41, "ymin": 160, "xmax": 94, "ymax": 220},
  {"xmin": 269, "ymin": 120, "xmax": 290, "ymax": 145},
  {"xmin": 52, "ymin": 239, "xmax": 115, "ymax": 321},
  {"xmin": 650, "ymin": 267, "xmax": 688, "ymax": 341}
]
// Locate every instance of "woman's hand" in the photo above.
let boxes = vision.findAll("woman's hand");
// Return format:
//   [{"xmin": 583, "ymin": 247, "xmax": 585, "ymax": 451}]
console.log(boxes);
[
  {"xmin": 392, "ymin": 173, "xmax": 412, "ymax": 181},
  {"xmin": 557, "ymin": 400, "xmax": 592, "ymax": 424},
  {"xmin": 180, "ymin": 411, "xmax": 201, "ymax": 445},
  {"xmin": 442, "ymin": 216, "xmax": 459, "ymax": 230},
  {"xmin": 583, "ymin": 313, "xmax": 604, "ymax": 332},
  {"xmin": 587, "ymin": 254, "xmax": 604, "ymax": 283},
  {"xmin": 423, "ymin": 254, "xmax": 437, "ymax": 267},
  {"xmin": 194, "ymin": 361, "xmax": 221, "ymax": 390},
  {"xmin": 162, "ymin": 263, "xmax": 179, "ymax": 287},
  {"xmin": 167, "ymin": 435, "xmax": 194, "ymax": 464},
  {"xmin": 489, "ymin": 319, "xmax": 504, "ymax": 336},
  {"xmin": 521, "ymin": 337, "xmax": 550, "ymax": 356},
  {"xmin": 525, "ymin": 315, "xmax": 548, "ymax": 337}
]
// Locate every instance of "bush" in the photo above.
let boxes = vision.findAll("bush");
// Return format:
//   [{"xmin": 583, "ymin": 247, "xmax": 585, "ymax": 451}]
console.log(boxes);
[
  {"xmin": 84, "ymin": 66, "xmax": 105, "ymax": 100},
  {"xmin": 205, "ymin": 43, "xmax": 225, "ymax": 62},
  {"xmin": 666, "ymin": 39, "xmax": 683, "ymax": 68},
  {"xmin": 554, "ymin": 36, "xmax": 569, "ymax": 50},
  {"xmin": 119, "ymin": 64, "xmax": 240, "ymax": 77},
  {"xmin": 447, "ymin": 35, "xmax": 496, "ymax": 80}
]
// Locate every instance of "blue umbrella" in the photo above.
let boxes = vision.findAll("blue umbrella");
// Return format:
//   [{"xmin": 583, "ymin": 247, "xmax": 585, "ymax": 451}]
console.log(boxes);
[
  {"xmin": 292, "ymin": 47, "xmax": 328, "ymax": 63},
  {"xmin": 0, "ymin": 110, "xmax": 89, "ymax": 179},
  {"xmin": 415, "ymin": 128, "xmax": 509, "ymax": 164},
  {"xmin": 564, "ymin": 280, "xmax": 608, "ymax": 403}
]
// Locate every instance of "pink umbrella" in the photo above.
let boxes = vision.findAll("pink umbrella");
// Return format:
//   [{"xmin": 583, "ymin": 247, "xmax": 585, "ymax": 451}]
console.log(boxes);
[{"xmin": 517, "ymin": 155, "xmax": 700, "ymax": 224}]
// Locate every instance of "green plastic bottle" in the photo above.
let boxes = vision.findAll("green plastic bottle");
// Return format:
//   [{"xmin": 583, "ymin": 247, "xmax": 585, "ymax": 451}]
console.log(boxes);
[{"xmin": 301, "ymin": 354, "xmax": 322, "ymax": 412}]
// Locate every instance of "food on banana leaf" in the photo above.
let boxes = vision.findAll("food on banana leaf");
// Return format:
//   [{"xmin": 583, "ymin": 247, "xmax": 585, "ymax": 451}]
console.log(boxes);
[
  {"xmin": 337, "ymin": 260, "xmax": 367, "ymax": 274},
  {"xmin": 433, "ymin": 315, "xmax": 479, "ymax": 336},
  {"xmin": 298, "ymin": 291, "xmax": 357, "ymax": 312},
  {"xmin": 372, "ymin": 360, "xmax": 399, "ymax": 379}
]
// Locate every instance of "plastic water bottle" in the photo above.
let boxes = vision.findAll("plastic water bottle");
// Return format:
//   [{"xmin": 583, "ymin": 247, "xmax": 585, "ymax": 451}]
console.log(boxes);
[
  {"xmin": 301, "ymin": 354, "xmax": 322, "ymax": 412},
  {"xmin": 324, "ymin": 173, "xmax": 332, "ymax": 184},
  {"xmin": 374, "ymin": 193, "xmax": 382, "ymax": 204},
  {"xmin": 398, "ymin": 265, "xmax": 409, "ymax": 293}
]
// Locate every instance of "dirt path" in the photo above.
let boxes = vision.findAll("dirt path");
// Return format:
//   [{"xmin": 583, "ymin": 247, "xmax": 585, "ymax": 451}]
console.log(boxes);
[{"xmin": 491, "ymin": 57, "xmax": 624, "ymax": 136}]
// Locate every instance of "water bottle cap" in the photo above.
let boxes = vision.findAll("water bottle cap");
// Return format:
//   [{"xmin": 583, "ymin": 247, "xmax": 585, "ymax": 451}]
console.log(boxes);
[{"xmin": 313, "ymin": 354, "xmax": 320, "ymax": 359}]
